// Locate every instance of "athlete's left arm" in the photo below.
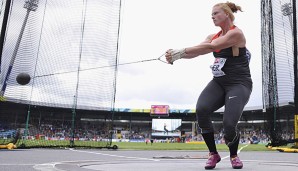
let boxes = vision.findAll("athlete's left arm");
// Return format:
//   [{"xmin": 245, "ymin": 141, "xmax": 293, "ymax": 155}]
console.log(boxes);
[{"xmin": 183, "ymin": 29, "xmax": 243, "ymax": 59}]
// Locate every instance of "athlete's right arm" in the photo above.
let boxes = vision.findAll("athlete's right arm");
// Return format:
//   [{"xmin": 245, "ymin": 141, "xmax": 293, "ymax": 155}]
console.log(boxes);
[
  {"xmin": 182, "ymin": 34, "xmax": 215, "ymax": 59},
  {"xmin": 165, "ymin": 34, "xmax": 214, "ymax": 64}
]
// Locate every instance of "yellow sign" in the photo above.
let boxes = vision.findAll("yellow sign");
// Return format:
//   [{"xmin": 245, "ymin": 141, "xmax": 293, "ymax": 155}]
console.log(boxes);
[{"xmin": 0, "ymin": 96, "xmax": 6, "ymax": 101}]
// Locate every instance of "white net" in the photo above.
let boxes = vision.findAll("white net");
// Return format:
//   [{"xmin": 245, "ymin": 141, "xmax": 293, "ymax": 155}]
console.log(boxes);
[{"xmin": 0, "ymin": 0, "xmax": 121, "ymax": 110}]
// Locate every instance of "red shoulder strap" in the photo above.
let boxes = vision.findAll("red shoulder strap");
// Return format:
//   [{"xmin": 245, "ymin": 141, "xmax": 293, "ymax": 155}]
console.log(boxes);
[
  {"xmin": 212, "ymin": 25, "xmax": 236, "ymax": 41},
  {"xmin": 211, "ymin": 25, "xmax": 236, "ymax": 52},
  {"xmin": 211, "ymin": 31, "xmax": 222, "ymax": 41}
]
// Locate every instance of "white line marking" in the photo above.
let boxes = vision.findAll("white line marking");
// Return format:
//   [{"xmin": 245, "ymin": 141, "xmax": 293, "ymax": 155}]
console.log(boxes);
[
  {"xmin": 33, "ymin": 149, "xmax": 160, "ymax": 171},
  {"xmin": 69, "ymin": 148, "xmax": 160, "ymax": 161},
  {"xmin": 0, "ymin": 164, "xmax": 35, "ymax": 166},
  {"xmin": 33, "ymin": 162, "xmax": 64, "ymax": 171},
  {"xmin": 221, "ymin": 144, "xmax": 249, "ymax": 160},
  {"xmin": 239, "ymin": 144, "xmax": 249, "ymax": 151}
]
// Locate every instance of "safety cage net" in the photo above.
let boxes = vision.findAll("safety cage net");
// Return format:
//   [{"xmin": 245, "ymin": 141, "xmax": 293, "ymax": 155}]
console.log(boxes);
[
  {"xmin": 0, "ymin": 0, "xmax": 121, "ymax": 148},
  {"xmin": 261, "ymin": 0, "xmax": 298, "ymax": 147}
]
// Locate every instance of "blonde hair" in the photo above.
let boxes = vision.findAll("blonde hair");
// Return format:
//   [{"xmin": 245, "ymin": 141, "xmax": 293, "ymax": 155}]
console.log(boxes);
[{"xmin": 214, "ymin": 1, "xmax": 243, "ymax": 21}]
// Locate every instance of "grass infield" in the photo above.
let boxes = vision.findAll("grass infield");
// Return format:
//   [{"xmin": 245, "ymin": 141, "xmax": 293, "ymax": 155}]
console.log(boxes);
[
  {"xmin": 3, "ymin": 139, "xmax": 280, "ymax": 151},
  {"xmin": 112, "ymin": 142, "xmax": 273, "ymax": 151}
]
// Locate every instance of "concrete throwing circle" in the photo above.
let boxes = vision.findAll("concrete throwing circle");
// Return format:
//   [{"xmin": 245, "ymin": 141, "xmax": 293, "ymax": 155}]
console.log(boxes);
[{"xmin": 34, "ymin": 159, "xmax": 298, "ymax": 171}]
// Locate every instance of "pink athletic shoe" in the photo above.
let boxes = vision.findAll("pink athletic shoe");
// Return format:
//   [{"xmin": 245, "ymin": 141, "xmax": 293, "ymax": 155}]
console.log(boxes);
[
  {"xmin": 230, "ymin": 156, "xmax": 243, "ymax": 169},
  {"xmin": 205, "ymin": 152, "xmax": 221, "ymax": 170}
]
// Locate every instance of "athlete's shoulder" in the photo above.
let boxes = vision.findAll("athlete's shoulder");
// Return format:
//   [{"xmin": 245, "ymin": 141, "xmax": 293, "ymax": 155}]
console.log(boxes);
[
  {"xmin": 230, "ymin": 27, "xmax": 246, "ymax": 44},
  {"xmin": 229, "ymin": 26, "xmax": 244, "ymax": 36},
  {"xmin": 226, "ymin": 28, "xmax": 245, "ymax": 41},
  {"xmin": 206, "ymin": 33, "xmax": 218, "ymax": 42}
]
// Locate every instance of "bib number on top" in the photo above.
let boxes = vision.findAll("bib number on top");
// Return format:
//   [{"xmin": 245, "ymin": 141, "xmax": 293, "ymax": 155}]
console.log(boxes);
[{"xmin": 210, "ymin": 58, "xmax": 227, "ymax": 77}]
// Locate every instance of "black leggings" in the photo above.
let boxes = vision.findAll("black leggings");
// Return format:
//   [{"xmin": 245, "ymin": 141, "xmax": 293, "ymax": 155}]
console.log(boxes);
[{"xmin": 196, "ymin": 79, "xmax": 251, "ymax": 142}]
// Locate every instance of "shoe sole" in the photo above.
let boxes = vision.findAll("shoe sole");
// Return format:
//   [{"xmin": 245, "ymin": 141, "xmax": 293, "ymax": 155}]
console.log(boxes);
[
  {"xmin": 205, "ymin": 158, "xmax": 221, "ymax": 170},
  {"xmin": 232, "ymin": 166, "xmax": 243, "ymax": 169}
]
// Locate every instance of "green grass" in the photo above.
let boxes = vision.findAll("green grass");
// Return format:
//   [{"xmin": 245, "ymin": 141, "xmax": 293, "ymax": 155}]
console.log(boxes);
[
  {"xmin": 12, "ymin": 139, "xmax": 275, "ymax": 151},
  {"xmin": 15, "ymin": 139, "xmax": 110, "ymax": 148},
  {"xmin": 112, "ymin": 142, "xmax": 272, "ymax": 151}
]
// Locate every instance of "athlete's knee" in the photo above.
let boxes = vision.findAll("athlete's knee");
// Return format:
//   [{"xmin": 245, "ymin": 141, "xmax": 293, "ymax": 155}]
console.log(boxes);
[
  {"xmin": 196, "ymin": 107, "xmax": 211, "ymax": 127},
  {"xmin": 196, "ymin": 102, "xmax": 212, "ymax": 118},
  {"xmin": 223, "ymin": 125, "xmax": 239, "ymax": 147},
  {"xmin": 196, "ymin": 103, "xmax": 215, "ymax": 134},
  {"xmin": 196, "ymin": 112, "xmax": 214, "ymax": 134}
]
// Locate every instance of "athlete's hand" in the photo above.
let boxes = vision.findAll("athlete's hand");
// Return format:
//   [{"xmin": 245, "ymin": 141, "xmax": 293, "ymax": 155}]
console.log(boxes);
[
  {"xmin": 165, "ymin": 48, "xmax": 186, "ymax": 64},
  {"xmin": 165, "ymin": 49, "xmax": 173, "ymax": 64}
]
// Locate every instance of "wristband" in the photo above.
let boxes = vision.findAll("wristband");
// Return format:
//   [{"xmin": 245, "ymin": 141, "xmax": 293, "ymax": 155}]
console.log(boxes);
[{"xmin": 170, "ymin": 48, "xmax": 186, "ymax": 63}]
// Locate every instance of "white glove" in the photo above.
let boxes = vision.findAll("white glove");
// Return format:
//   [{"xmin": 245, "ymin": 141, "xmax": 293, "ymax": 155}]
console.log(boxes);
[{"xmin": 169, "ymin": 48, "xmax": 186, "ymax": 64}]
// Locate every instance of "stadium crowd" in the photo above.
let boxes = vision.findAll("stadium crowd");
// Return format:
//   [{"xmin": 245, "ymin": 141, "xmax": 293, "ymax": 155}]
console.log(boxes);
[{"xmin": 1, "ymin": 120, "xmax": 294, "ymax": 145}]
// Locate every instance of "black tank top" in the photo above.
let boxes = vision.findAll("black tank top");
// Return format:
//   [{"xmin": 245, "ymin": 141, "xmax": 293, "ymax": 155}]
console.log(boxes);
[{"xmin": 210, "ymin": 26, "xmax": 252, "ymax": 90}]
